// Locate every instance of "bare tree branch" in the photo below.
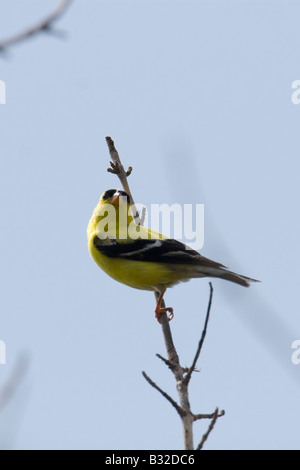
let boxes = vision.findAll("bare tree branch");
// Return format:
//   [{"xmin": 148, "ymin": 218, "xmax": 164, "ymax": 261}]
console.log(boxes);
[
  {"xmin": 156, "ymin": 353, "xmax": 189, "ymax": 373},
  {"xmin": 106, "ymin": 136, "xmax": 142, "ymax": 225},
  {"xmin": 184, "ymin": 282, "xmax": 214, "ymax": 385},
  {"xmin": 155, "ymin": 295, "xmax": 181, "ymax": 368},
  {"xmin": 193, "ymin": 409, "xmax": 225, "ymax": 422},
  {"xmin": 153, "ymin": 302, "xmax": 195, "ymax": 449},
  {"xmin": 105, "ymin": 136, "xmax": 224, "ymax": 450},
  {"xmin": 142, "ymin": 371, "xmax": 183, "ymax": 417},
  {"xmin": 196, "ymin": 408, "xmax": 224, "ymax": 450},
  {"xmin": 156, "ymin": 353, "xmax": 172, "ymax": 368},
  {"xmin": 0, "ymin": 0, "xmax": 73, "ymax": 51}
]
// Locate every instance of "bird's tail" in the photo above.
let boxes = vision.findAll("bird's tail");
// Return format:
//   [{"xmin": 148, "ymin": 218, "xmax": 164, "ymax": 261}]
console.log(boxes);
[
  {"xmin": 211, "ymin": 269, "xmax": 259, "ymax": 287},
  {"xmin": 173, "ymin": 252, "xmax": 260, "ymax": 287},
  {"xmin": 189, "ymin": 263, "xmax": 259, "ymax": 287}
]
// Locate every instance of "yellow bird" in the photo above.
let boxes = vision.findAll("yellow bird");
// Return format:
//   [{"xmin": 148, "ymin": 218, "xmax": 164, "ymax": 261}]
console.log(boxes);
[{"xmin": 87, "ymin": 189, "xmax": 258, "ymax": 320}]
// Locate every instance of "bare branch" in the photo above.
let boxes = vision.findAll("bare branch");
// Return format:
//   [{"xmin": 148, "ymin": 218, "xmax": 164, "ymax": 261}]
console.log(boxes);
[
  {"xmin": 142, "ymin": 371, "xmax": 183, "ymax": 417},
  {"xmin": 155, "ymin": 299, "xmax": 181, "ymax": 368},
  {"xmin": 105, "ymin": 137, "xmax": 223, "ymax": 450},
  {"xmin": 0, "ymin": 0, "xmax": 73, "ymax": 51},
  {"xmin": 196, "ymin": 408, "xmax": 224, "ymax": 451},
  {"xmin": 156, "ymin": 353, "xmax": 189, "ymax": 372},
  {"xmin": 105, "ymin": 136, "xmax": 142, "ymax": 225},
  {"xmin": 184, "ymin": 282, "xmax": 214, "ymax": 385},
  {"xmin": 156, "ymin": 353, "xmax": 172, "ymax": 368},
  {"xmin": 126, "ymin": 166, "xmax": 133, "ymax": 177},
  {"xmin": 154, "ymin": 296, "xmax": 195, "ymax": 449},
  {"xmin": 193, "ymin": 409, "xmax": 225, "ymax": 422}
]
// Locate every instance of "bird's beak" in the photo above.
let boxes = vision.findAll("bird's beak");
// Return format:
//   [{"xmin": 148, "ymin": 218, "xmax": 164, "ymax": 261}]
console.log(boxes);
[{"xmin": 111, "ymin": 192, "xmax": 120, "ymax": 206}]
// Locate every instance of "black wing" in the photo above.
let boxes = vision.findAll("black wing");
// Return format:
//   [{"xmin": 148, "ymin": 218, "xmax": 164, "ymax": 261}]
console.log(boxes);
[{"xmin": 93, "ymin": 236, "xmax": 226, "ymax": 268}]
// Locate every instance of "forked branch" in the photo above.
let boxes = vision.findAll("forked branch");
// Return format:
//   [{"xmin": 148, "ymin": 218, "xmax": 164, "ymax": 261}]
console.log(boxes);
[
  {"xmin": 104, "ymin": 136, "xmax": 225, "ymax": 450},
  {"xmin": 197, "ymin": 408, "xmax": 224, "ymax": 450}
]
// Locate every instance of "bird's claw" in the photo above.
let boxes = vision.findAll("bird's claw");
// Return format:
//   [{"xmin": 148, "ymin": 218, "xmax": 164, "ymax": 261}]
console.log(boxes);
[
  {"xmin": 155, "ymin": 307, "xmax": 174, "ymax": 323},
  {"xmin": 167, "ymin": 310, "xmax": 174, "ymax": 321}
]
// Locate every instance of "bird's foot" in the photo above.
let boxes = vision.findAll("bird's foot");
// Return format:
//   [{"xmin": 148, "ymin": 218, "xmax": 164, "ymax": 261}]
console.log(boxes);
[
  {"xmin": 155, "ymin": 306, "xmax": 174, "ymax": 323},
  {"xmin": 155, "ymin": 289, "xmax": 174, "ymax": 322}
]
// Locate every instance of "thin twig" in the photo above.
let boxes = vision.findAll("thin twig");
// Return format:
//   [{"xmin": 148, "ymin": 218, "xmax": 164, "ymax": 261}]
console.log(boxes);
[
  {"xmin": 197, "ymin": 408, "xmax": 223, "ymax": 451},
  {"xmin": 156, "ymin": 353, "xmax": 172, "ymax": 368},
  {"xmin": 156, "ymin": 353, "xmax": 189, "ymax": 373},
  {"xmin": 106, "ymin": 136, "xmax": 142, "ymax": 224},
  {"xmin": 142, "ymin": 371, "xmax": 183, "ymax": 417},
  {"xmin": 0, "ymin": 0, "xmax": 72, "ymax": 51},
  {"xmin": 184, "ymin": 282, "xmax": 214, "ymax": 385},
  {"xmin": 193, "ymin": 409, "xmax": 225, "ymax": 422}
]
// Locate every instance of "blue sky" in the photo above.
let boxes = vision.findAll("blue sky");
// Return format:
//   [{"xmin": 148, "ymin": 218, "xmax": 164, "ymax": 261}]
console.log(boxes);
[{"xmin": 0, "ymin": 0, "xmax": 300, "ymax": 450}]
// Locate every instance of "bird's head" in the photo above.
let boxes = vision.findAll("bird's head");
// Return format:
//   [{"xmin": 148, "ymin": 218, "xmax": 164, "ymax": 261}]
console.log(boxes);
[
  {"xmin": 91, "ymin": 189, "xmax": 134, "ymax": 240},
  {"xmin": 100, "ymin": 189, "xmax": 130, "ymax": 207}
]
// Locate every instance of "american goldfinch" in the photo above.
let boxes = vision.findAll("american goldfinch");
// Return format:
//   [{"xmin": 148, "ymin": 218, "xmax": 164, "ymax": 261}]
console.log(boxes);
[{"xmin": 87, "ymin": 189, "xmax": 258, "ymax": 320}]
